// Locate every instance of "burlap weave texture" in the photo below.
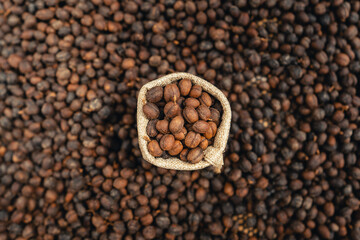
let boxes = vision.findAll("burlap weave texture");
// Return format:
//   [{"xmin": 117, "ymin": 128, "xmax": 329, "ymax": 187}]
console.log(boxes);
[{"xmin": 137, "ymin": 73, "xmax": 231, "ymax": 172}]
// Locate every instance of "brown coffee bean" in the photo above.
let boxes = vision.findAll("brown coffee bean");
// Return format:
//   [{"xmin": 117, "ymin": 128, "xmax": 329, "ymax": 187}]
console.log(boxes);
[
  {"xmin": 146, "ymin": 86, "xmax": 163, "ymax": 103},
  {"xmin": 164, "ymin": 102, "xmax": 181, "ymax": 118},
  {"xmin": 204, "ymin": 122, "xmax": 217, "ymax": 139},
  {"xmin": 192, "ymin": 120, "xmax": 210, "ymax": 134},
  {"xmin": 184, "ymin": 98, "xmax": 200, "ymax": 108},
  {"xmin": 156, "ymin": 133, "xmax": 164, "ymax": 142},
  {"xmin": 169, "ymin": 116, "xmax": 184, "ymax": 134},
  {"xmin": 335, "ymin": 53, "xmax": 350, "ymax": 67},
  {"xmin": 146, "ymin": 120, "xmax": 158, "ymax": 137},
  {"xmin": 187, "ymin": 147, "xmax": 204, "ymax": 163},
  {"xmin": 156, "ymin": 120, "xmax": 169, "ymax": 134},
  {"xmin": 210, "ymin": 108, "xmax": 221, "ymax": 125},
  {"xmin": 197, "ymin": 105, "xmax": 211, "ymax": 121},
  {"xmin": 199, "ymin": 92, "xmax": 212, "ymax": 107},
  {"xmin": 183, "ymin": 107, "xmax": 199, "ymax": 123},
  {"xmin": 184, "ymin": 131, "xmax": 201, "ymax": 148},
  {"xmin": 178, "ymin": 79, "xmax": 192, "ymax": 96},
  {"xmin": 174, "ymin": 127, "xmax": 187, "ymax": 140},
  {"xmin": 168, "ymin": 140, "xmax": 183, "ymax": 156},
  {"xmin": 159, "ymin": 134, "xmax": 175, "ymax": 151},
  {"xmin": 143, "ymin": 103, "xmax": 160, "ymax": 119},
  {"xmin": 189, "ymin": 85, "xmax": 202, "ymax": 98},
  {"xmin": 179, "ymin": 148, "xmax": 189, "ymax": 161},
  {"xmin": 199, "ymin": 136, "xmax": 208, "ymax": 150},
  {"xmin": 148, "ymin": 140, "xmax": 163, "ymax": 157},
  {"xmin": 164, "ymin": 84, "xmax": 180, "ymax": 102}
]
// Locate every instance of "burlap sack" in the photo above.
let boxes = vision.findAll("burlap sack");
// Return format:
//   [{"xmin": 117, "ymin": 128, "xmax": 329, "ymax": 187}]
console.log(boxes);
[{"xmin": 137, "ymin": 72, "xmax": 231, "ymax": 173}]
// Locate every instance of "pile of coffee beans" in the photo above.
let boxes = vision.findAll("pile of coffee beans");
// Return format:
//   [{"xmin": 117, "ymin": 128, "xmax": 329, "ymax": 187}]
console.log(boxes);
[
  {"xmin": 1, "ymin": 0, "xmax": 360, "ymax": 239},
  {"xmin": 143, "ymin": 79, "xmax": 221, "ymax": 163}
]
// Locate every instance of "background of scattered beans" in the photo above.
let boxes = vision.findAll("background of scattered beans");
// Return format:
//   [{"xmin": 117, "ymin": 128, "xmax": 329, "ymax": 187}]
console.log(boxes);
[{"xmin": 0, "ymin": 0, "xmax": 360, "ymax": 239}]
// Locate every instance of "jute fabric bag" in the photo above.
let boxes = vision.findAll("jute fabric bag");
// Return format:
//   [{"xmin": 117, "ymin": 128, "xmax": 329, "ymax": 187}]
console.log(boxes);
[{"xmin": 137, "ymin": 72, "xmax": 231, "ymax": 173}]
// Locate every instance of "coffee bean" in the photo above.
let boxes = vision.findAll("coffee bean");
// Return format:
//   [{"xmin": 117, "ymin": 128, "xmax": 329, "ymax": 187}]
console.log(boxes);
[
  {"xmin": 164, "ymin": 84, "xmax": 180, "ymax": 102},
  {"xmin": 210, "ymin": 108, "xmax": 221, "ymax": 125},
  {"xmin": 156, "ymin": 119, "xmax": 169, "ymax": 134},
  {"xmin": 192, "ymin": 120, "xmax": 210, "ymax": 134},
  {"xmin": 183, "ymin": 107, "xmax": 199, "ymax": 123},
  {"xmin": 189, "ymin": 85, "xmax": 202, "ymax": 98},
  {"xmin": 199, "ymin": 92, "xmax": 212, "ymax": 107},
  {"xmin": 174, "ymin": 127, "xmax": 187, "ymax": 140},
  {"xmin": 159, "ymin": 134, "xmax": 175, "ymax": 151},
  {"xmin": 164, "ymin": 102, "xmax": 181, "ymax": 118},
  {"xmin": 146, "ymin": 86, "xmax": 163, "ymax": 103},
  {"xmin": 187, "ymin": 147, "xmax": 204, "ymax": 163},
  {"xmin": 169, "ymin": 116, "xmax": 184, "ymax": 134},
  {"xmin": 197, "ymin": 105, "xmax": 211, "ymax": 121},
  {"xmin": 146, "ymin": 120, "xmax": 158, "ymax": 137},
  {"xmin": 184, "ymin": 131, "xmax": 201, "ymax": 148},
  {"xmin": 179, "ymin": 149, "xmax": 189, "ymax": 161},
  {"xmin": 184, "ymin": 98, "xmax": 201, "ymax": 108},
  {"xmin": 143, "ymin": 103, "xmax": 160, "ymax": 119},
  {"xmin": 168, "ymin": 140, "xmax": 183, "ymax": 156},
  {"xmin": 178, "ymin": 79, "xmax": 192, "ymax": 96},
  {"xmin": 199, "ymin": 137, "xmax": 209, "ymax": 150}
]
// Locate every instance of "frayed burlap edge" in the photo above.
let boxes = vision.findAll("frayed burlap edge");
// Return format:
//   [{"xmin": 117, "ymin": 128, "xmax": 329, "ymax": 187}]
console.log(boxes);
[{"xmin": 137, "ymin": 72, "xmax": 231, "ymax": 173}]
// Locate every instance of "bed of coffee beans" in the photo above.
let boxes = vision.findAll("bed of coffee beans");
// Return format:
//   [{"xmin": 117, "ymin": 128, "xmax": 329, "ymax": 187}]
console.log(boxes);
[
  {"xmin": 143, "ymin": 80, "xmax": 221, "ymax": 163},
  {"xmin": 1, "ymin": 0, "xmax": 360, "ymax": 239}
]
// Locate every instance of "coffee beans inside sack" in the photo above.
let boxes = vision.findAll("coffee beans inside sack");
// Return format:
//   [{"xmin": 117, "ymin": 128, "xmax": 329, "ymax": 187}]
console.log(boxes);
[{"xmin": 142, "ymin": 79, "xmax": 222, "ymax": 164}]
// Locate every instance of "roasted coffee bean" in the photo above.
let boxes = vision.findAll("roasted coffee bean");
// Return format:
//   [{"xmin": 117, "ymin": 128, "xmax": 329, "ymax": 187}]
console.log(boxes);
[
  {"xmin": 199, "ymin": 137, "xmax": 209, "ymax": 150},
  {"xmin": 210, "ymin": 108, "xmax": 221, "ymax": 125},
  {"xmin": 184, "ymin": 131, "xmax": 202, "ymax": 148},
  {"xmin": 164, "ymin": 102, "xmax": 181, "ymax": 118},
  {"xmin": 189, "ymin": 85, "xmax": 202, "ymax": 98},
  {"xmin": 169, "ymin": 116, "xmax": 184, "ymax": 134},
  {"xmin": 168, "ymin": 140, "xmax": 183, "ymax": 156},
  {"xmin": 184, "ymin": 98, "xmax": 201, "ymax": 108},
  {"xmin": 147, "ymin": 140, "xmax": 163, "ymax": 157},
  {"xmin": 197, "ymin": 105, "xmax": 211, "ymax": 121},
  {"xmin": 187, "ymin": 147, "xmax": 204, "ymax": 163},
  {"xmin": 192, "ymin": 120, "xmax": 210, "ymax": 134},
  {"xmin": 180, "ymin": 149, "xmax": 189, "ymax": 161},
  {"xmin": 164, "ymin": 84, "xmax": 180, "ymax": 102},
  {"xmin": 146, "ymin": 120, "xmax": 158, "ymax": 137},
  {"xmin": 205, "ymin": 122, "xmax": 217, "ymax": 139},
  {"xmin": 174, "ymin": 127, "xmax": 187, "ymax": 140},
  {"xmin": 143, "ymin": 103, "xmax": 160, "ymax": 119},
  {"xmin": 156, "ymin": 119, "xmax": 169, "ymax": 134},
  {"xmin": 200, "ymin": 92, "xmax": 212, "ymax": 107},
  {"xmin": 183, "ymin": 106, "xmax": 199, "ymax": 123},
  {"xmin": 146, "ymin": 86, "xmax": 163, "ymax": 103},
  {"xmin": 159, "ymin": 134, "xmax": 175, "ymax": 151},
  {"xmin": 179, "ymin": 79, "xmax": 192, "ymax": 96}
]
